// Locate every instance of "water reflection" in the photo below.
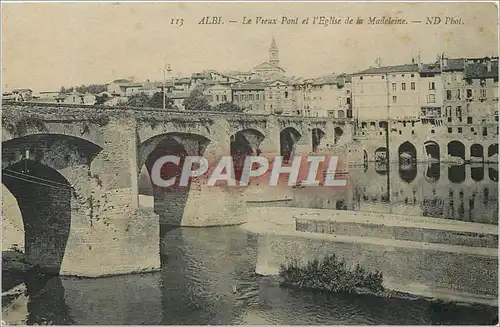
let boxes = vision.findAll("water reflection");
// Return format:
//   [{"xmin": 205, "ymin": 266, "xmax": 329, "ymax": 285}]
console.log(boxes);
[
  {"xmin": 292, "ymin": 163, "xmax": 498, "ymax": 224},
  {"xmin": 4, "ymin": 227, "xmax": 498, "ymax": 325}
]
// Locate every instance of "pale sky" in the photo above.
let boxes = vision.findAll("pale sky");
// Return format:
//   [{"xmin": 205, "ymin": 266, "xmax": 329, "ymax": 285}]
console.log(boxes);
[{"xmin": 2, "ymin": 2, "xmax": 498, "ymax": 92}]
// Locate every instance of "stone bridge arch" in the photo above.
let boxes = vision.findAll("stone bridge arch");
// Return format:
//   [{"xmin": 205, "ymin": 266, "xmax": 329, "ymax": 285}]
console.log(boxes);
[
  {"xmin": 230, "ymin": 128, "xmax": 266, "ymax": 182},
  {"xmin": 280, "ymin": 127, "xmax": 302, "ymax": 163},
  {"xmin": 2, "ymin": 133, "xmax": 104, "ymax": 274},
  {"xmin": 2, "ymin": 118, "xmax": 105, "ymax": 149},
  {"xmin": 311, "ymin": 128, "xmax": 326, "ymax": 153},
  {"xmin": 137, "ymin": 132, "xmax": 212, "ymax": 227}
]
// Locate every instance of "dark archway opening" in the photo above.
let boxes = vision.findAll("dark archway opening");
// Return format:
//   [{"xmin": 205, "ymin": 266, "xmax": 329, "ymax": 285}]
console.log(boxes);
[
  {"xmin": 312, "ymin": 128, "xmax": 326, "ymax": 152},
  {"xmin": 470, "ymin": 144, "xmax": 484, "ymax": 162},
  {"xmin": 448, "ymin": 165, "xmax": 466, "ymax": 183},
  {"xmin": 334, "ymin": 127, "xmax": 343, "ymax": 145},
  {"xmin": 398, "ymin": 141, "xmax": 417, "ymax": 165},
  {"xmin": 139, "ymin": 133, "xmax": 211, "ymax": 233},
  {"xmin": 487, "ymin": 144, "xmax": 498, "ymax": 162},
  {"xmin": 425, "ymin": 162, "xmax": 440, "ymax": 183},
  {"xmin": 447, "ymin": 141, "xmax": 465, "ymax": 160},
  {"xmin": 471, "ymin": 165, "xmax": 484, "ymax": 182},
  {"xmin": 424, "ymin": 141, "xmax": 440, "ymax": 161},
  {"xmin": 489, "ymin": 167, "xmax": 498, "ymax": 182},
  {"xmin": 398, "ymin": 142, "xmax": 417, "ymax": 183},
  {"xmin": 2, "ymin": 160, "xmax": 72, "ymax": 275},
  {"xmin": 280, "ymin": 127, "xmax": 301, "ymax": 163},
  {"xmin": 231, "ymin": 129, "xmax": 265, "ymax": 183}
]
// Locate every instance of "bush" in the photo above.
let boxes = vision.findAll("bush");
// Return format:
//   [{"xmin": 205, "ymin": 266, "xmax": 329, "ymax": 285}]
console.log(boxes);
[{"xmin": 279, "ymin": 254, "xmax": 384, "ymax": 294}]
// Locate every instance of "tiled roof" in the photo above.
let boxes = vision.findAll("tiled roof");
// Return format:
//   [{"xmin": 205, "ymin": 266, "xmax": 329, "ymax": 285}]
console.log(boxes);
[
  {"xmin": 12, "ymin": 88, "xmax": 33, "ymax": 93},
  {"xmin": 231, "ymin": 83, "xmax": 266, "ymax": 91},
  {"xmin": 420, "ymin": 63, "xmax": 441, "ymax": 74},
  {"xmin": 465, "ymin": 61, "xmax": 499, "ymax": 79},
  {"xmin": 441, "ymin": 59, "xmax": 465, "ymax": 71},
  {"xmin": 353, "ymin": 64, "xmax": 419, "ymax": 75}
]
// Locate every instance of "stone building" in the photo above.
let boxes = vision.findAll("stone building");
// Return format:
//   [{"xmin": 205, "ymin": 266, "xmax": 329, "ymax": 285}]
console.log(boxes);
[
  {"xmin": 231, "ymin": 82, "xmax": 267, "ymax": 113},
  {"xmin": 264, "ymin": 78, "xmax": 295, "ymax": 115},
  {"xmin": 203, "ymin": 84, "xmax": 232, "ymax": 106},
  {"xmin": 419, "ymin": 62, "xmax": 444, "ymax": 124}
]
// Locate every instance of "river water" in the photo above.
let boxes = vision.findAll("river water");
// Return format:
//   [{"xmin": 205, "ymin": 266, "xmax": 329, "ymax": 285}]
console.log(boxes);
[{"xmin": 2, "ymin": 163, "xmax": 498, "ymax": 325}]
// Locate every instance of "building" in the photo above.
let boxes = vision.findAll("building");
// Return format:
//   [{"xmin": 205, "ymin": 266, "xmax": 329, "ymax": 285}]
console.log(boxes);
[
  {"xmin": 351, "ymin": 63, "xmax": 420, "ymax": 120},
  {"xmin": 167, "ymin": 91, "xmax": 190, "ymax": 110},
  {"xmin": 231, "ymin": 82, "xmax": 266, "ymax": 113},
  {"xmin": 441, "ymin": 57, "xmax": 466, "ymax": 125},
  {"xmin": 252, "ymin": 37, "xmax": 286, "ymax": 78},
  {"xmin": 463, "ymin": 57, "xmax": 499, "ymax": 124},
  {"xmin": 419, "ymin": 62, "xmax": 444, "ymax": 124},
  {"xmin": 203, "ymin": 84, "xmax": 232, "ymax": 106},
  {"xmin": 264, "ymin": 78, "xmax": 295, "ymax": 115},
  {"xmin": 37, "ymin": 91, "xmax": 60, "ymax": 99},
  {"xmin": 302, "ymin": 75, "xmax": 351, "ymax": 118},
  {"xmin": 106, "ymin": 79, "xmax": 143, "ymax": 97},
  {"xmin": 62, "ymin": 91, "xmax": 97, "ymax": 105}
]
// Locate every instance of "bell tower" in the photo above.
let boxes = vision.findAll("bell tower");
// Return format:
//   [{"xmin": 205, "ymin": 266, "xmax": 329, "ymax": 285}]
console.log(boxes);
[{"xmin": 269, "ymin": 36, "xmax": 279, "ymax": 66}]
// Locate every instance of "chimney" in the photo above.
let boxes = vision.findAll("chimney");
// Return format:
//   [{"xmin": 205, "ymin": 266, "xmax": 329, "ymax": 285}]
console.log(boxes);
[{"xmin": 487, "ymin": 60, "xmax": 492, "ymax": 72}]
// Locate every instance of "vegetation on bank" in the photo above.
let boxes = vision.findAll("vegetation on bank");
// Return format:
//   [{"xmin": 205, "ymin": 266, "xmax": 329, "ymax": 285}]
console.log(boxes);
[{"xmin": 279, "ymin": 254, "xmax": 384, "ymax": 294}]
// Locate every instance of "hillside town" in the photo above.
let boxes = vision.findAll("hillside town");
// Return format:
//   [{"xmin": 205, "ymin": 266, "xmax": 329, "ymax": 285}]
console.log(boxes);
[{"xmin": 3, "ymin": 37, "xmax": 499, "ymax": 124}]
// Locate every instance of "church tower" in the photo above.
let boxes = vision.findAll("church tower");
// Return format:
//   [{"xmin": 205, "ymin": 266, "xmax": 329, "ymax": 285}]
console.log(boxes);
[{"xmin": 269, "ymin": 36, "xmax": 279, "ymax": 66}]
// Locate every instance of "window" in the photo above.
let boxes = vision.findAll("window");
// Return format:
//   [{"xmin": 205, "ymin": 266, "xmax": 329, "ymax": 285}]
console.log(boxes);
[
  {"xmin": 448, "ymin": 127, "xmax": 452, "ymax": 133},
  {"xmin": 467, "ymin": 89, "xmax": 472, "ymax": 98},
  {"xmin": 222, "ymin": 95, "xmax": 227, "ymax": 102},
  {"xmin": 446, "ymin": 106, "xmax": 452, "ymax": 116},
  {"xmin": 411, "ymin": 82, "xmax": 415, "ymax": 90},
  {"xmin": 471, "ymin": 127, "xmax": 474, "ymax": 132},
  {"xmin": 411, "ymin": 74, "xmax": 415, "ymax": 77},
  {"xmin": 480, "ymin": 89, "xmax": 486, "ymax": 99},
  {"xmin": 483, "ymin": 127, "xmax": 488, "ymax": 136},
  {"xmin": 285, "ymin": 91, "xmax": 289, "ymax": 98},
  {"xmin": 429, "ymin": 82, "xmax": 435, "ymax": 90},
  {"xmin": 346, "ymin": 98, "xmax": 351, "ymax": 105},
  {"xmin": 431, "ymin": 129, "xmax": 435, "ymax": 134},
  {"xmin": 256, "ymin": 94, "xmax": 260, "ymax": 100},
  {"xmin": 446, "ymin": 90, "xmax": 452, "ymax": 100},
  {"xmin": 467, "ymin": 117, "xmax": 473, "ymax": 124},
  {"xmin": 392, "ymin": 96, "xmax": 397, "ymax": 103},
  {"xmin": 458, "ymin": 127, "xmax": 462, "ymax": 133},
  {"xmin": 457, "ymin": 89, "xmax": 461, "ymax": 100},
  {"xmin": 360, "ymin": 76, "xmax": 363, "ymax": 80},
  {"xmin": 456, "ymin": 106, "xmax": 462, "ymax": 118},
  {"xmin": 215, "ymin": 95, "xmax": 219, "ymax": 101},
  {"xmin": 381, "ymin": 76, "xmax": 385, "ymax": 79},
  {"xmin": 496, "ymin": 116, "xmax": 499, "ymax": 122},
  {"xmin": 399, "ymin": 130, "xmax": 402, "ymax": 135},
  {"xmin": 427, "ymin": 94, "xmax": 436, "ymax": 103},
  {"xmin": 392, "ymin": 83, "xmax": 396, "ymax": 91},
  {"xmin": 401, "ymin": 83, "xmax": 406, "ymax": 91}
]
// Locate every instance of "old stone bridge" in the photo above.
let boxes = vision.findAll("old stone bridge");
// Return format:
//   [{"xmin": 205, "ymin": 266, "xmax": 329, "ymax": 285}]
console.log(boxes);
[
  {"xmin": 1, "ymin": 103, "xmax": 355, "ymax": 277},
  {"xmin": 2, "ymin": 103, "xmax": 498, "ymax": 277}
]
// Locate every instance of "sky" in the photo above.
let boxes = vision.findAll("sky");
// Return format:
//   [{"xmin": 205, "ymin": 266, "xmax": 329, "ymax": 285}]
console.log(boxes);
[{"xmin": 2, "ymin": 2, "xmax": 498, "ymax": 92}]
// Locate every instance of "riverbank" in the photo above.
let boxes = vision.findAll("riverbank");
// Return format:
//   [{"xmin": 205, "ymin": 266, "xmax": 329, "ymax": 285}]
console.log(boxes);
[{"xmin": 241, "ymin": 206, "xmax": 498, "ymax": 307}]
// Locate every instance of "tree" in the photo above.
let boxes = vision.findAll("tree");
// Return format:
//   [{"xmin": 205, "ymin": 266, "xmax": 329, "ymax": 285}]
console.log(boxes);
[
  {"xmin": 95, "ymin": 93, "xmax": 110, "ymax": 105},
  {"xmin": 59, "ymin": 86, "xmax": 66, "ymax": 94},
  {"xmin": 126, "ymin": 93, "xmax": 150, "ymax": 107},
  {"xmin": 214, "ymin": 102, "xmax": 243, "ymax": 113},
  {"xmin": 183, "ymin": 89, "xmax": 210, "ymax": 111},
  {"xmin": 126, "ymin": 92, "xmax": 174, "ymax": 109},
  {"xmin": 149, "ymin": 92, "xmax": 174, "ymax": 109}
]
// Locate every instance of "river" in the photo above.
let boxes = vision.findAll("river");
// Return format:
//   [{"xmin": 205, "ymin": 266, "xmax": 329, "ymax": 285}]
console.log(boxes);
[{"xmin": 2, "ymin": 163, "xmax": 498, "ymax": 324}]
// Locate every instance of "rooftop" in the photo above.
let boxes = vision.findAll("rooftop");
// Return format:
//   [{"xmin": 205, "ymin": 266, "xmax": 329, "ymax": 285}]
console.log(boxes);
[{"xmin": 354, "ymin": 64, "xmax": 419, "ymax": 75}]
